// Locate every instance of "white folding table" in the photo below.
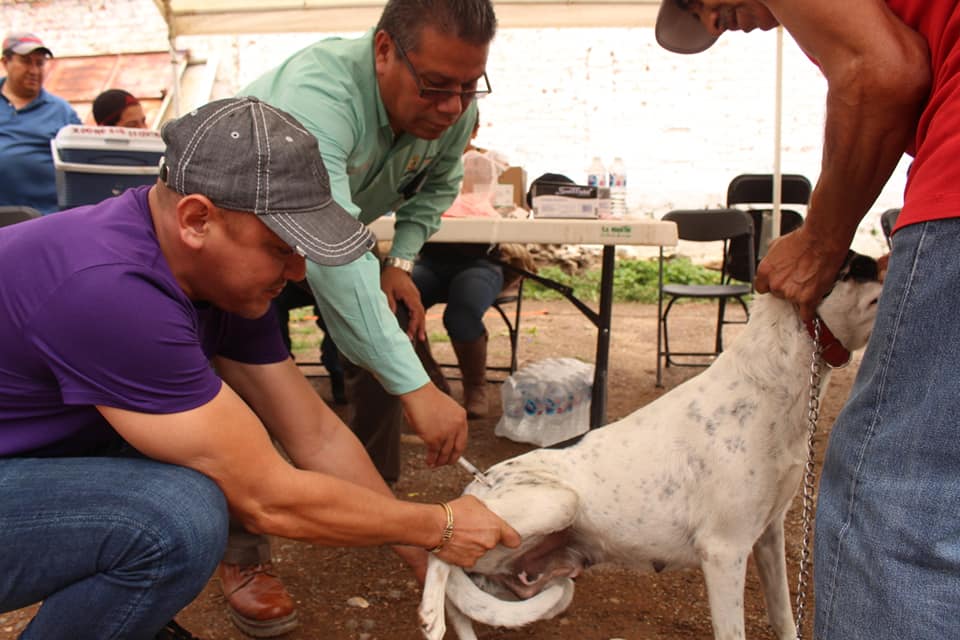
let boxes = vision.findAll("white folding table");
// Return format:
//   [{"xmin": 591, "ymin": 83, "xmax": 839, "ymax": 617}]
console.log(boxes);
[{"xmin": 368, "ymin": 216, "xmax": 678, "ymax": 429}]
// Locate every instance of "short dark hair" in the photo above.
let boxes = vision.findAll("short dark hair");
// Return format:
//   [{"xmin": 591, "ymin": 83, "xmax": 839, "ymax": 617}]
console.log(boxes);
[
  {"xmin": 376, "ymin": 0, "xmax": 497, "ymax": 52},
  {"xmin": 92, "ymin": 89, "xmax": 140, "ymax": 126}
]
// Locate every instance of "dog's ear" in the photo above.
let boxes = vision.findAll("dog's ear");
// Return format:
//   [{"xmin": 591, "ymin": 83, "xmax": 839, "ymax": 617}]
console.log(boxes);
[{"xmin": 836, "ymin": 251, "xmax": 879, "ymax": 283}]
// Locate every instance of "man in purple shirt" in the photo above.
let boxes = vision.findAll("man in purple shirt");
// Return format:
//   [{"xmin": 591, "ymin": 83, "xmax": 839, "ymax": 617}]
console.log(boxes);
[{"xmin": 0, "ymin": 96, "xmax": 518, "ymax": 639}]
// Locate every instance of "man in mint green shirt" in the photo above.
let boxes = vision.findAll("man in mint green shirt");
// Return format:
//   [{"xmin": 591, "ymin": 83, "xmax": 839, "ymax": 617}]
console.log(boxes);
[
  {"xmin": 245, "ymin": 28, "xmax": 476, "ymax": 402},
  {"xmin": 231, "ymin": 0, "xmax": 496, "ymax": 635}
]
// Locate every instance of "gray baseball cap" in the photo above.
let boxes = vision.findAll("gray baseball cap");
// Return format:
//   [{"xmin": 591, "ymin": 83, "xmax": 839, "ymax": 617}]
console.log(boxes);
[
  {"xmin": 655, "ymin": 0, "xmax": 718, "ymax": 54},
  {"xmin": 160, "ymin": 96, "xmax": 375, "ymax": 266}
]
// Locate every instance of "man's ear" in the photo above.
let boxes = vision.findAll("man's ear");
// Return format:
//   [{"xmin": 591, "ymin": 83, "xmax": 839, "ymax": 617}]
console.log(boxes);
[
  {"xmin": 176, "ymin": 194, "xmax": 218, "ymax": 249},
  {"xmin": 373, "ymin": 29, "xmax": 393, "ymax": 75}
]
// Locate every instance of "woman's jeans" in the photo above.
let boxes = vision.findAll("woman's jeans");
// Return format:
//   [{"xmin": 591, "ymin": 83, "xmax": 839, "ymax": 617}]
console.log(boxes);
[
  {"xmin": 815, "ymin": 218, "xmax": 960, "ymax": 639},
  {"xmin": 0, "ymin": 455, "xmax": 228, "ymax": 639},
  {"xmin": 414, "ymin": 256, "xmax": 504, "ymax": 342}
]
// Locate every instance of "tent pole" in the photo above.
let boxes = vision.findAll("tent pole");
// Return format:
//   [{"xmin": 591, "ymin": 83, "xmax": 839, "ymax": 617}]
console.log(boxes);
[
  {"xmin": 163, "ymin": 0, "xmax": 180, "ymax": 119},
  {"xmin": 771, "ymin": 26, "xmax": 784, "ymax": 244}
]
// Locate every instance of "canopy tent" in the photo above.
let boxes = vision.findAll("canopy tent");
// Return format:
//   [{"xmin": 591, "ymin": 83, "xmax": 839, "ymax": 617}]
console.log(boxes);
[
  {"xmin": 150, "ymin": 0, "xmax": 790, "ymax": 236},
  {"xmin": 152, "ymin": 1, "xmax": 662, "ymax": 35}
]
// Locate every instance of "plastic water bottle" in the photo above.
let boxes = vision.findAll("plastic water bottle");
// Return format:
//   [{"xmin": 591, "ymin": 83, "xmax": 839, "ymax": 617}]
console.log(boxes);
[
  {"xmin": 586, "ymin": 156, "xmax": 607, "ymax": 188},
  {"xmin": 502, "ymin": 379, "xmax": 525, "ymax": 422},
  {"xmin": 609, "ymin": 156, "xmax": 628, "ymax": 218},
  {"xmin": 587, "ymin": 156, "xmax": 611, "ymax": 219},
  {"xmin": 544, "ymin": 378, "xmax": 569, "ymax": 417},
  {"xmin": 521, "ymin": 380, "xmax": 543, "ymax": 419}
]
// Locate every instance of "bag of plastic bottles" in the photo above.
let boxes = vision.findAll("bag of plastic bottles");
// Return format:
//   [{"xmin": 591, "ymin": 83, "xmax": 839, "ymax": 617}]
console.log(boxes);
[{"xmin": 495, "ymin": 357, "xmax": 593, "ymax": 447}]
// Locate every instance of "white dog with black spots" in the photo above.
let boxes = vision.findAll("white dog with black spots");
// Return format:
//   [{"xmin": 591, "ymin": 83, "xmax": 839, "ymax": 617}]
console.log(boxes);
[{"xmin": 420, "ymin": 252, "xmax": 883, "ymax": 640}]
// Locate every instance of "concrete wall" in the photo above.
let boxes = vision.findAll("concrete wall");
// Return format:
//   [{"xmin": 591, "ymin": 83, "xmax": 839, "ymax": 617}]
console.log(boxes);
[
  {"xmin": 2, "ymin": 0, "xmax": 169, "ymax": 55},
  {"xmin": 5, "ymin": 0, "xmax": 905, "ymax": 254}
]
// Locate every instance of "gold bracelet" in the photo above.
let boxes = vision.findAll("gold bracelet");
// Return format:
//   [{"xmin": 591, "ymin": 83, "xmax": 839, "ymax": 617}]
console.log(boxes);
[{"xmin": 428, "ymin": 502, "xmax": 455, "ymax": 553}]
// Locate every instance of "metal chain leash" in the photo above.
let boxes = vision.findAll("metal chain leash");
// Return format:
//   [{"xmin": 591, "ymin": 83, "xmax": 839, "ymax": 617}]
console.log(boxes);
[{"xmin": 795, "ymin": 318, "xmax": 823, "ymax": 639}]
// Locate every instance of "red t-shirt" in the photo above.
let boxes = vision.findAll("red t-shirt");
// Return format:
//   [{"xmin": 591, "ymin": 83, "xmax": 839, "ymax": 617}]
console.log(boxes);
[{"xmin": 887, "ymin": 0, "xmax": 960, "ymax": 230}]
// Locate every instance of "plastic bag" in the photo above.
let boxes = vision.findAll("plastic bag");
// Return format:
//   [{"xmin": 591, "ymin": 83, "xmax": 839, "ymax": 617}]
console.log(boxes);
[
  {"xmin": 495, "ymin": 357, "xmax": 593, "ymax": 447},
  {"xmin": 443, "ymin": 149, "xmax": 503, "ymax": 219}
]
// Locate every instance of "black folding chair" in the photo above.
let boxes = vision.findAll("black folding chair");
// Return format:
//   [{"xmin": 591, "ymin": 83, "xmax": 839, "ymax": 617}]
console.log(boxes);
[
  {"xmin": 0, "ymin": 206, "xmax": 42, "ymax": 228},
  {"xmin": 656, "ymin": 209, "xmax": 755, "ymax": 387},
  {"xmin": 724, "ymin": 173, "xmax": 811, "ymax": 281},
  {"xmin": 880, "ymin": 208, "xmax": 901, "ymax": 248}
]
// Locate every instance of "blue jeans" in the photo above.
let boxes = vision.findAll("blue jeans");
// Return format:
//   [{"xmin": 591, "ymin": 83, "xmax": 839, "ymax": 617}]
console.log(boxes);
[
  {"xmin": 814, "ymin": 218, "xmax": 960, "ymax": 639},
  {"xmin": 414, "ymin": 255, "xmax": 504, "ymax": 342},
  {"xmin": 0, "ymin": 454, "xmax": 228, "ymax": 639}
]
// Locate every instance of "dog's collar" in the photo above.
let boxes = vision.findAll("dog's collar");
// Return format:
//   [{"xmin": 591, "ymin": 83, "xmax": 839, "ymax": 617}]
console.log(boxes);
[{"xmin": 804, "ymin": 316, "xmax": 851, "ymax": 368}]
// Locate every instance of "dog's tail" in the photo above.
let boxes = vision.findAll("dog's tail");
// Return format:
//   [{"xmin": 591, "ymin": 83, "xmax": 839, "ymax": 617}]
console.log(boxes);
[
  {"xmin": 420, "ymin": 557, "xmax": 452, "ymax": 640},
  {"xmin": 446, "ymin": 566, "xmax": 575, "ymax": 628}
]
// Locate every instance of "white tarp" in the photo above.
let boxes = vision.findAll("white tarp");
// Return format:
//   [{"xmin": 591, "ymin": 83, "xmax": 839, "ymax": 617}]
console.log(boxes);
[
  {"xmin": 151, "ymin": 0, "xmax": 791, "ymax": 229},
  {"xmin": 154, "ymin": 0, "xmax": 662, "ymax": 36}
]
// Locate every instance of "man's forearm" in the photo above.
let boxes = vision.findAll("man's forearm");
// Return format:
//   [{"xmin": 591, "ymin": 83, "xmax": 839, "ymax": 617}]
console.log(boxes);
[
  {"xmin": 306, "ymin": 257, "xmax": 429, "ymax": 394},
  {"xmin": 808, "ymin": 69, "xmax": 925, "ymax": 250},
  {"xmin": 767, "ymin": 0, "xmax": 930, "ymax": 245}
]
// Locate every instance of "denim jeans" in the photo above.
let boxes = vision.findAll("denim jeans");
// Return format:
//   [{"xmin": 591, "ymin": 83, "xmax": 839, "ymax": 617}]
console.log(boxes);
[
  {"xmin": 814, "ymin": 218, "xmax": 960, "ymax": 639},
  {"xmin": 0, "ymin": 454, "xmax": 228, "ymax": 639},
  {"xmin": 414, "ymin": 255, "xmax": 504, "ymax": 342}
]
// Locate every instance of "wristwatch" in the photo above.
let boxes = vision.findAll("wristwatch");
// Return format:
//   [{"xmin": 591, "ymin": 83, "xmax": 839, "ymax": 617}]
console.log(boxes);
[{"xmin": 383, "ymin": 256, "xmax": 414, "ymax": 273}]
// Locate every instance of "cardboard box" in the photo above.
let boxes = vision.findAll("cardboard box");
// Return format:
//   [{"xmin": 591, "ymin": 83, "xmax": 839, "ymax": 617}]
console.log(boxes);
[
  {"xmin": 530, "ymin": 181, "xmax": 598, "ymax": 219},
  {"xmin": 496, "ymin": 165, "xmax": 528, "ymax": 212}
]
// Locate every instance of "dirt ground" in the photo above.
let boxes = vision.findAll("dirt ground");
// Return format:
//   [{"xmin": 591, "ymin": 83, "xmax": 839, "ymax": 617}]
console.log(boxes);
[{"xmin": 0, "ymin": 298, "xmax": 862, "ymax": 640}]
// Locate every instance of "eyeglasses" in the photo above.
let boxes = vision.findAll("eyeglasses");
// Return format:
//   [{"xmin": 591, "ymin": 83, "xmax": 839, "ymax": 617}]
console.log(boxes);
[{"xmin": 389, "ymin": 33, "xmax": 491, "ymax": 104}]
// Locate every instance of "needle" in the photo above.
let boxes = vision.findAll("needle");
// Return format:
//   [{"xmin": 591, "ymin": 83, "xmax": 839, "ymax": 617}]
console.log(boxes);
[{"xmin": 457, "ymin": 457, "xmax": 492, "ymax": 487}]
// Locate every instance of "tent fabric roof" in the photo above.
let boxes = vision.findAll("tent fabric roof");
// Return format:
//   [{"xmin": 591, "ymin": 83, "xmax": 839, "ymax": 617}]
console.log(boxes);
[{"xmin": 153, "ymin": 0, "xmax": 661, "ymax": 36}]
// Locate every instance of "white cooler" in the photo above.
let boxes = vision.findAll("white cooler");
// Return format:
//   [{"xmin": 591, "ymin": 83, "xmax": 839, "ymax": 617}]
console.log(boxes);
[{"xmin": 52, "ymin": 125, "xmax": 165, "ymax": 210}]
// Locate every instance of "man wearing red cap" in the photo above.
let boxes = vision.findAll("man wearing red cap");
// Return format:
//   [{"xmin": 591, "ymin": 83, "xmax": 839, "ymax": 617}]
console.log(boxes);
[
  {"xmin": 656, "ymin": 2, "xmax": 956, "ymax": 639},
  {"xmin": 0, "ymin": 32, "xmax": 80, "ymax": 214}
]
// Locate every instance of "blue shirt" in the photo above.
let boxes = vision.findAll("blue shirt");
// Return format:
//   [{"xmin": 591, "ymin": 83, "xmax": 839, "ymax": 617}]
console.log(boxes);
[
  {"xmin": 244, "ymin": 30, "xmax": 476, "ymax": 394},
  {"xmin": 0, "ymin": 80, "xmax": 81, "ymax": 214}
]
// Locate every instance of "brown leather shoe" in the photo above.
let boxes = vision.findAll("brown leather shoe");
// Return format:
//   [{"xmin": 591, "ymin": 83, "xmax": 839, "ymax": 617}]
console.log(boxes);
[{"xmin": 218, "ymin": 562, "xmax": 299, "ymax": 638}]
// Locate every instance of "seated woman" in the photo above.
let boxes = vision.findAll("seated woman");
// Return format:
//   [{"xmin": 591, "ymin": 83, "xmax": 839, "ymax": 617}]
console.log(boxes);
[
  {"xmin": 413, "ymin": 115, "xmax": 534, "ymax": 418},
  {"xmin": 414, "ymin": 237, "xmax": 504, "ymax": 418},
  {"xmin": 92, "ymin": 89, "xmax": 148, "ymax": 128}
]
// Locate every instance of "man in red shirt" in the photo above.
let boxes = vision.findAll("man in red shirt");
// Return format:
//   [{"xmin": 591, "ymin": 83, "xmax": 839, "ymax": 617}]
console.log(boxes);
[{"xmin": 657, "ymin": 2, "xmax": 958, "ymax": 638}]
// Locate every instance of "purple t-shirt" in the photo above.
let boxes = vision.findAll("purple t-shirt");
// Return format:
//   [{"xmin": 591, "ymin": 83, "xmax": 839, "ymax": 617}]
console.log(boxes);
[{"xmin": 0, "ymin": 186, "xmax": 289, "ymax": 456}]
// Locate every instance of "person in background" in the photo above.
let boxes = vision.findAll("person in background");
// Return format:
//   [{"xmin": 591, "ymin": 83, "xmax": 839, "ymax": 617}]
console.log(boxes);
[
  {"xmin": 0, "ymin": 32, "xmax": 80, "ymax": 214},
  {"xmin": 239, "ymin": 1, "xmax": 495, "ymax": 631},
  {"xmin": 656, "ymin": 1, "xmax": 953, "ymax": 638},
  {"xmin": 0, "ymin": 96, "xmax": 518, "ymax": 640},
  {"xmin": 92, "ymin": 88, "xmax": 148, "ymax": 129},
  {"xmin": 412, "ymin": 112, "xmax": 511, "ymax": 418}
]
